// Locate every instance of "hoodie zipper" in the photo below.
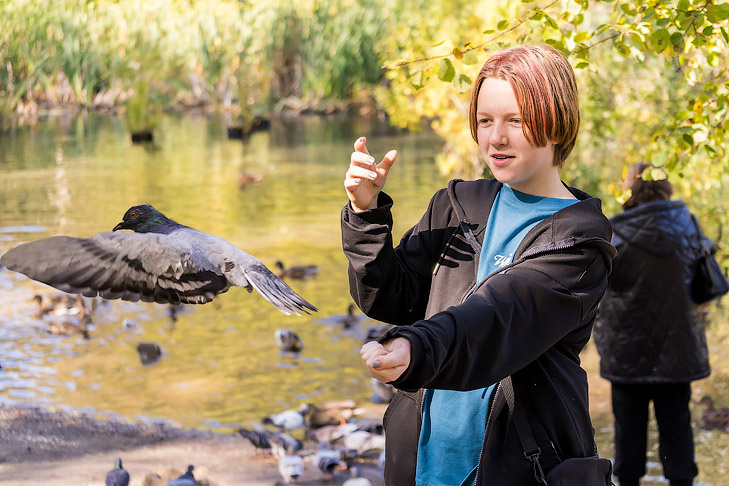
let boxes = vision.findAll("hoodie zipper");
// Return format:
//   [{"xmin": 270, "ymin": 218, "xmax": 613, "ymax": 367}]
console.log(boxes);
[
  {"xmin": 473, "ymin": 381, "xmax": 501, "ymax": 485},
  {"xmin": 460, "ymin": 235, "xmax": 579, "ymax": 485}
]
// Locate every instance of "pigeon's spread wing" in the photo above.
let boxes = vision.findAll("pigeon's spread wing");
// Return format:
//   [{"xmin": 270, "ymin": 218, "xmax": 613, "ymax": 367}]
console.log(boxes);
[
  {"xmin": 194, "ymin": 231, "xmax": 318, "ymax": 316},
  {"xmin": 0, "ymin": 233, "xmax": 229, "ymax": 304}
]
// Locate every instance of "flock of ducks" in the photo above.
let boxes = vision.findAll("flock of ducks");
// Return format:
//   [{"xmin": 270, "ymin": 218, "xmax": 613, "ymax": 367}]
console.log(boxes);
[{"xmin": 240, "ymin": 398, "xmax": 385, "ymax": 485}]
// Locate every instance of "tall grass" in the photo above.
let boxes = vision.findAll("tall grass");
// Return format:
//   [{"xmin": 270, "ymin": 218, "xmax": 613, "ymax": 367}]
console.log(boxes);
[{"xmin": 0, "ymin": 0, "xmax": 387, "ymax": 128}]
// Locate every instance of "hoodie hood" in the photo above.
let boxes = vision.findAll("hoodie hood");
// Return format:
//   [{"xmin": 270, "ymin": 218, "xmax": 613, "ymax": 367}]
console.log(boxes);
[{"xmin": 610, "ymin": 200, "xmax": 693, "ymax": 257}]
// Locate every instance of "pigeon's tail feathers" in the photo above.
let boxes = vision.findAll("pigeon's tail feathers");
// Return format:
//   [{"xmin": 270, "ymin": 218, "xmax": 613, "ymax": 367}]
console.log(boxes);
[
  {"xmin": 1, "ymin": 234, "xmax": 229, "ymax": 305},
  {"xmin": 242, "ymin": 263, "xmax": 317, "ymax": 316}
]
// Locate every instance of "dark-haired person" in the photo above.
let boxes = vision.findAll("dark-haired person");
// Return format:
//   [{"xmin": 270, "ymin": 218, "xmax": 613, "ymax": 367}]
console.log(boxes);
[
  {"xmin": 593, "ymin": 162, "xmax": 712, "ymax": 486},
  {"xmin": 342, "ymin": 45, "xmax": 617, "ymax": 485}
]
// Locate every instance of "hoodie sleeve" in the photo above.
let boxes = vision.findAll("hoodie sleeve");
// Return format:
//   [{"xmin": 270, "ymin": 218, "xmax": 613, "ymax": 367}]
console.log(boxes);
[
  {"xmin": 383, "ymin": 244, "xmax": 610, "ymax": 392},
  {"xmin": 341, "ymin": 190, "xmax": 452, "ymax": 326}
]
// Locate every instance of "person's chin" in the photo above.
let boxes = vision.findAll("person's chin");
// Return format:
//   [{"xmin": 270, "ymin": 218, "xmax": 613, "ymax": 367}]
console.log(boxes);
[{"xmin": 487, "ymin": 165, "xmax": 514, "ymax": 183}]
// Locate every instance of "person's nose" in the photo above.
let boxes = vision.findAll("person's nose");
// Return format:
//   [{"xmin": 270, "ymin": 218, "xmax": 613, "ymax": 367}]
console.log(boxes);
[{"xmin": 489, "ymin": 122, "xmax": 508, "ymax": 147}]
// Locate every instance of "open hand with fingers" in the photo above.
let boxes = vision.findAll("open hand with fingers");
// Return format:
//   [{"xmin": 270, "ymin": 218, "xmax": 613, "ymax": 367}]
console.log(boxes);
[
  {"xmin": 360, "ymin": 337, "xmax": 411, "ymax": 383},
  {"xmin": 344, "ymin": 136, "xmax": 398, "ymax": 213}
]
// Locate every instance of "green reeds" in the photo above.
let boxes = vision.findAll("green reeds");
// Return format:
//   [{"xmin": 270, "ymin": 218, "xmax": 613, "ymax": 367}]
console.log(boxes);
[{"xmin": 2, "ymin": 0, "xmax": 388, "ymax": 128}]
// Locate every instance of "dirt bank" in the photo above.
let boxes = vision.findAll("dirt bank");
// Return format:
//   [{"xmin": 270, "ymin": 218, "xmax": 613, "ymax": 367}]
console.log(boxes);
[{"xmin": 0, "ymin": 403, "xmax": 385, "ymax": 486}]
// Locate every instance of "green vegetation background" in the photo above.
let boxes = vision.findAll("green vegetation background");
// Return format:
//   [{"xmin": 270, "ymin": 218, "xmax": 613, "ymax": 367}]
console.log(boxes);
[{"xmin": 1, "ymin": 0, "xmax": 728, "ymax": 247}]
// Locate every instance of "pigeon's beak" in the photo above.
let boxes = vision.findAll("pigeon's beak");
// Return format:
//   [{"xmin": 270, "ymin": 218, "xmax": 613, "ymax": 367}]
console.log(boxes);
[{"xmin": 113, "ymin": 222, "xmax": 126, "ymax": 232}]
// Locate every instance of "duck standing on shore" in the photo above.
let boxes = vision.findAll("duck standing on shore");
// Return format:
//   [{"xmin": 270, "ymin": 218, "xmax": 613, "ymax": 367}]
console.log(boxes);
[{"xmin": 1, "ymin": 205, "xmax": 317, "ymax": 316}]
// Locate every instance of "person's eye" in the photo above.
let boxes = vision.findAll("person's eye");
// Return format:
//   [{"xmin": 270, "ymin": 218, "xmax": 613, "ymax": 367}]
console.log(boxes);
[
  {"xmin": 478, "ymin": 118, "xmax": 492, "ymax": 125},
  {"xmin": 510, "ymin": 118, "xmax": 522, "ymax": 125}
]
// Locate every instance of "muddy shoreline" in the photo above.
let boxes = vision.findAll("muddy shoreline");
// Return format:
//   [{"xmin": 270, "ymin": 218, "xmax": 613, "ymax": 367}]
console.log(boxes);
[{"xmin": 0, "ymin": 402, "xmax": 385, "ymax": 486}]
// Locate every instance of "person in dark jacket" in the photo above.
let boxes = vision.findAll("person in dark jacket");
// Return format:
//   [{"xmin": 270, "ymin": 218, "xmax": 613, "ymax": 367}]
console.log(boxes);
[
  {"xmin": 593, "ymin": 162, "xmax": 711, "ymax": 486},
  {"xmin": 342, "ymin": 45, "xmax": 617, "ymax": 485}
]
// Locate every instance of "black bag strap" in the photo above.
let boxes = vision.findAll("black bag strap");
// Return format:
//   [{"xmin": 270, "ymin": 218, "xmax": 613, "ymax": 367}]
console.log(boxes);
[
  {"xmin": 690, "ymin": 214, "xmax": 715, "ymax": 256},
  {"xmin": 502, "ymin": 376, "xmax": 548, "ymax": 485}
]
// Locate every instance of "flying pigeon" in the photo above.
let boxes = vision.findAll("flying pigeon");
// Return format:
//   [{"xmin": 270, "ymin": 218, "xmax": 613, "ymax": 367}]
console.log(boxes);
[
  {"xmin": 167, "ymin": 465, "xmax": 196, "ymax": 486},
  {"xmin": 0, "ymin": 205, "xmax": 317, "ymax": 316},
  {"xmin": 105, "ymin": 457, "xmax": 130, "ymax": 486}
]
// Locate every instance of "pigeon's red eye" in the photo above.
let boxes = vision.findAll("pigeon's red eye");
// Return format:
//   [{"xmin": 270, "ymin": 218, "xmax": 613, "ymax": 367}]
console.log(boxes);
[{"xmin": 130, "ymin": 212, "xmax": 137, "ymax": 218}]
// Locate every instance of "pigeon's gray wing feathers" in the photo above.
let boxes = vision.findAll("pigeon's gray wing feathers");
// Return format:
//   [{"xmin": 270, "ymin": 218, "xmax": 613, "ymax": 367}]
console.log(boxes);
[
  {"xmin": 0, "ymin": 233, "xmax": 229, "ymax": 304},
  {"xmin": 192, "ymin": 231, "xmax": 317, "ymax": 316},
  {"xmin": 242, "ymin": 262, "xmax": 317, "ymax": 316}
]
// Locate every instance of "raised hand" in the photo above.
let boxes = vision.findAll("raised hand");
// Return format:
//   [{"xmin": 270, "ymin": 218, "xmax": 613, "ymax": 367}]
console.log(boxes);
[{"xmin": 344, "ymin": 136, "xmax": 398, "ymax": 213}]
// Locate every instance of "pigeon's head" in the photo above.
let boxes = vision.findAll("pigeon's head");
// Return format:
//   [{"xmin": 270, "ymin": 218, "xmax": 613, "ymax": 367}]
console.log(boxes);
[{"xmin": 113, "ymin": 205, "xmax": 172, "ymax": 234}]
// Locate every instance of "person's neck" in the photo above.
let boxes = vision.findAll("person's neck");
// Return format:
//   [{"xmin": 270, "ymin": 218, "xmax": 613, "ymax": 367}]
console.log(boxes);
[{"xmin": 506, "ymin": 177, "xmax": 576, "ymax": 199}]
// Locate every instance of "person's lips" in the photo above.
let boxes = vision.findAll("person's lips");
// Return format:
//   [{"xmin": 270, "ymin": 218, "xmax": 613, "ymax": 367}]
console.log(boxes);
[{"xmin": 490, "ymin": 153, "xmax": 514, "ymax": 166}]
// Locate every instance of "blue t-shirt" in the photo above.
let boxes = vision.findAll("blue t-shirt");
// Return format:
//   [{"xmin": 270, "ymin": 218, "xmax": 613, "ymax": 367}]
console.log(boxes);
[{"xmin": 415, "ymin": 185, "xmax": 577, "ymax": 486}]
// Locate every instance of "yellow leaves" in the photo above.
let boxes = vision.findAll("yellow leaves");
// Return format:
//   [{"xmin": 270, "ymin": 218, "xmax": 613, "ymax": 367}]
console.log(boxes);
[{"xmin": 574, "ymin": 31, "xmax": 593, "ymax": 43}]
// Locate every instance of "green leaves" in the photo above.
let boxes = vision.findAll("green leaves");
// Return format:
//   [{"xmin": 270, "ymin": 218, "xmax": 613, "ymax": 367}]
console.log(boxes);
[
  {"xmin": 410, "ymin": 69, "xmax": 425, "ymax": 90},
  {"xmin": 437, "ymin": 58, "xmax": 455, "ymax": 82},
  {"xmin": 422, "ymin": 59, "xmax": 471, "ymax": 92},
  {"xmin": 649, "ymin": 28, "xmax": 671, "ymax": 53},
  {"xmin": 453, "ymin": 74, "xmax": 472, "ymax": 93}
]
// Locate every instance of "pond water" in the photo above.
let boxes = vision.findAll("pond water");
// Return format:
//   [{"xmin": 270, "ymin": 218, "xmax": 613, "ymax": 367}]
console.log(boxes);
[
  {"xmin": 1, "ymin": 112, "xmax": 727, "ymax": 485},
  {"xmin": 0, "ymin": 112, "xmax": 450, "ymax": 430}
]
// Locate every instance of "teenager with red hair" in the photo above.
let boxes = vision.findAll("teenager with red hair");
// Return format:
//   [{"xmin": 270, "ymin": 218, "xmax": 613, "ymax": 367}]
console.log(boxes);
[{"xmin": 342, "ymin": 45, "xmax": 617, "ymax": 485}]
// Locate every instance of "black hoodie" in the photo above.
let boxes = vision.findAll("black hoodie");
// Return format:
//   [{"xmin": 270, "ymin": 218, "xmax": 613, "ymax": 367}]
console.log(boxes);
[{"xmin": 341, "ymin": 178, "xmax": 616, "ymax": 485}]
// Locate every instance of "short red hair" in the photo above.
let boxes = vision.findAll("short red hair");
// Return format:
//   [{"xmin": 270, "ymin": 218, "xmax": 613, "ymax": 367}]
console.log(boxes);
[{"xmin": 468, "ymin": 45, "xmax": 579, "ymax": 167}]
